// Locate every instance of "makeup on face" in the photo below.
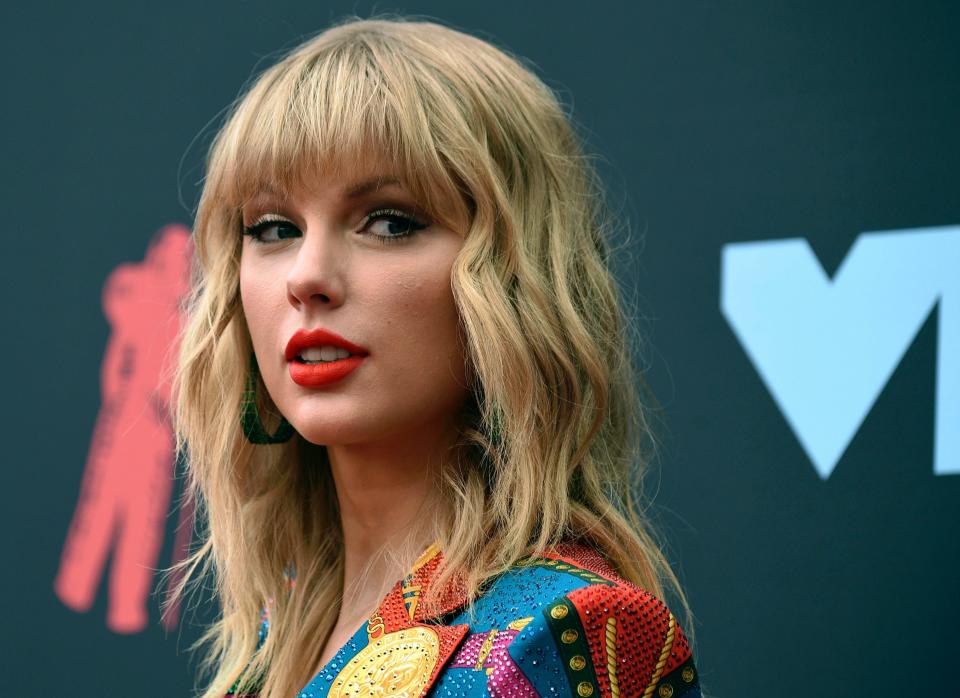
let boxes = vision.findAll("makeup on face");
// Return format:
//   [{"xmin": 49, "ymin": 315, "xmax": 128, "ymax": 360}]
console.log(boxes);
[
  {"xmin": 238, "ymin": 165, "xmax": 470, "ymax": 448},
  {"xmin": 284, "ymin": 326, "xmax": 370, "ymax": 388}
]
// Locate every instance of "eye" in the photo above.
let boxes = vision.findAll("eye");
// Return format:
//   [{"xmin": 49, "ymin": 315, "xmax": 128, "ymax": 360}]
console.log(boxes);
[
  {"xmin": 242, "ymin": 216, "xmax": 301, "ymax": 244},
  {"xmin": 362, "ymin": 208, "xmax": 429, "ymax": 244}
]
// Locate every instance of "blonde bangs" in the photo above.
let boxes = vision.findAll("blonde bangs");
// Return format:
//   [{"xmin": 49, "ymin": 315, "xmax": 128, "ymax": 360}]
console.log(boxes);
[{"xmin": 209, "ymin": 32, "xmax": 471, "ymax": 231}]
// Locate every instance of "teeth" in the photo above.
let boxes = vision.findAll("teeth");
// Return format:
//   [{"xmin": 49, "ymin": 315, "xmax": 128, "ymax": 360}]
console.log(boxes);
[{"xmin": 299, "ymin": 345, "xmax": 352, "ymax": 362}]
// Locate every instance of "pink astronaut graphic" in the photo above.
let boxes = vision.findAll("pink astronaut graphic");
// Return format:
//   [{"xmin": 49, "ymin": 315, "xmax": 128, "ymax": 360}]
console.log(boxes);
[{"xmin": 54, "ymin": 224, "xmax": 193, "ymax": 633}]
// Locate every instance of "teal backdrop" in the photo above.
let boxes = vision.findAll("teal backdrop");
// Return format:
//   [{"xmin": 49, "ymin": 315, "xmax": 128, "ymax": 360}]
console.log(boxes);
[{"xmin": 2, "ymin": 2, "xmax": 958, "ymax": 697}]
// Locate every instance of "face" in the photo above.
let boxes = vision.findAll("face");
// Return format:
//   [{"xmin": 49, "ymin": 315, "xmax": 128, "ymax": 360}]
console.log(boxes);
[{"xmin": 238, "ymin": 166, "xmax": 472, "ymax": 448}]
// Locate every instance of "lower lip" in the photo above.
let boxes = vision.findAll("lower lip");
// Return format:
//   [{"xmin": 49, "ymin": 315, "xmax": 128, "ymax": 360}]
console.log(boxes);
[{"xmin": 288, "ymin": 356, "xmax": 367, "ymax": 387}]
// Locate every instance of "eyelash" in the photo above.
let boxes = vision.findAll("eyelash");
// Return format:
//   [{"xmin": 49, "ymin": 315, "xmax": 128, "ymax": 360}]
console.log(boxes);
[{"xmin": 241, "ymin": 208, "xmax": 428, "ymax": 246}]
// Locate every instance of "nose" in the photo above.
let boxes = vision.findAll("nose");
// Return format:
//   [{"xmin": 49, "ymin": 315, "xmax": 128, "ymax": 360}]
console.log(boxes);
[{"xmin": 285, "ymin": 220, "xmax": 345, "ymax": 309}]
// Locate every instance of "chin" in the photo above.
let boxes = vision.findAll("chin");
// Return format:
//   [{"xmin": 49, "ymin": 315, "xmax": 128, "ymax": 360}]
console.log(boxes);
[
  {"xmin": 290, "ymin": 416, "xmax": 397, "ymax": 448},
  {"xmin": 293, "ymin": 423, "xmax": 354, "ymax": 447}
]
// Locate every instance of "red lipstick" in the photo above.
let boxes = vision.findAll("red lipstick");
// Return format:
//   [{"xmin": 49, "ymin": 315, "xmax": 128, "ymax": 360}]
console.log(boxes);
[{"xmin": 285, "ymin": 327, "xmax": 369, "ymax": 388}]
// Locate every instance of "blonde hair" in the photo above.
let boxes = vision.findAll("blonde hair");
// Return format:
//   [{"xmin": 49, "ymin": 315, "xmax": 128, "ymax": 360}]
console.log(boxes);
[{"xmin": 165, "ymin": 13, "xmax": 691, "ymax": 698}]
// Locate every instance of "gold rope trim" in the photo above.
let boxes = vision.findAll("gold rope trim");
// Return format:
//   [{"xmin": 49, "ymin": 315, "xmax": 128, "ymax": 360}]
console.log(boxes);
[
  {"xmin": 411, "ymin": 542, "xmax": 442, "ymax": 571},
  {"xmin": 641, "ymin": 612, "xmax": 676, "ymax": 698},
  {"xmin": 605, "ymin": 616, "xmax": 620, "ymax": 698},
  {"xmin": 475, "ymin": 629, "xmax": 498, "ymax": 671}
]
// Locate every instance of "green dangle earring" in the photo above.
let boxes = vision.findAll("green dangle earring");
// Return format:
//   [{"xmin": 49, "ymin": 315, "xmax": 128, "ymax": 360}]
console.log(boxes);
[{"xmin": 241, "ymin": 352, "xmax": 295, "ymax": 444}]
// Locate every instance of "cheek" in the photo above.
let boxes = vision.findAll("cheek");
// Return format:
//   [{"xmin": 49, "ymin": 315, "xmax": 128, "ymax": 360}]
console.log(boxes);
[
  {"xmin": 379, "ymin": 265, "xmax": 459, "ymax": 355},
  {"xmin": 239, "ymin": 258, "xmax": 284, "ymax": 352},
  {"xmin": 239, "ymin": 269, "xmax": 261, "ymax": 334},
  {"xmin": 363, "ymin": 253, "xmax": 469, "ymax": 397}
]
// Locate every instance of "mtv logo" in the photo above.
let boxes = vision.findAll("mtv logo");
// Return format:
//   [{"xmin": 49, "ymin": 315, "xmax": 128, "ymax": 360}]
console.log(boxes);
[{"xmin": 721, "ymin": 224, "xmax": 959, "ymax": 479}]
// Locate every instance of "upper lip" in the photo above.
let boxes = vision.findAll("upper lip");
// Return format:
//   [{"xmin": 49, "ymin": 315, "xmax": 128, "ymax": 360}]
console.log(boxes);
[{"xmin": 284, "ymin": 327, "xmax": 370, "ymax": 361}]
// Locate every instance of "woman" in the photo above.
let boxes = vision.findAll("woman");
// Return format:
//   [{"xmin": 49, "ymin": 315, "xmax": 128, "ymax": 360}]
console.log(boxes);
[{"xmin": 168, "ymin": 14, "xmax": 702, "ymax": 698}]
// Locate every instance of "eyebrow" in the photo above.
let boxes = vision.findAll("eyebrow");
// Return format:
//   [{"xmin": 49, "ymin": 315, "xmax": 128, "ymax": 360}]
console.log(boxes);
[{"xmin": 344, "ymin": 175, "xmax": 402, "ymax": 198}]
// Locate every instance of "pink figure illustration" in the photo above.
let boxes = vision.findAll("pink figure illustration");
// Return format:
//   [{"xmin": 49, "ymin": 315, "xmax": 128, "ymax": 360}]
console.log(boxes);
[{"xmin": 54, "ymin": 224, "xmax": 193, "ymax": 633}]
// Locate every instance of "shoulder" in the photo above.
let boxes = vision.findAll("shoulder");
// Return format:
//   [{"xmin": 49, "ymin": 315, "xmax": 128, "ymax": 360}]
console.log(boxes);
[
  {"xmin": 543, "ymin": 581, "xmax": 700, "ymax": 698},
  {"xmin": 467, "ymin": 544, "xmax": 701, "ymax": 698}
]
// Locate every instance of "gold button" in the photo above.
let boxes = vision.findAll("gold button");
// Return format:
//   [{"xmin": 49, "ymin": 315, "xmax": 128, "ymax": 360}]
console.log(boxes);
[
  {"xmin": 569, "ymin": 655, "xmax": 587, "ymax": 671},
  {"xmin": 550, "ymin": 604, "xmax": 569, "ymax": 619},
  {"xmin": 658, "ymin": 685, "xmax": 674, "ymax": 698},
  {"xmin": 561, "ymin": 629, "xmax": 579, "ymax": 644},
  {"xmin": 577, "ymin": 682, "xmax": 594, "ymax": 697},
  {"xmin": 681, "ymin": 667, "xmax": 695, "ymax": 683}
]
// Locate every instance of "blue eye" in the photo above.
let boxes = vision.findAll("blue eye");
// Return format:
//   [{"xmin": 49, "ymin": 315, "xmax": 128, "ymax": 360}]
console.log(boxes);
[
  {"xmin": 362, "ymin": 208, "xmax": 429, "ymax": 244},
  {"xmin": 241, "ymin": 207, "xmax": 429, "ymax": 246},
  {"xmin": 242, "ymin": 217, "xmax": 301, "ymax": 244}
]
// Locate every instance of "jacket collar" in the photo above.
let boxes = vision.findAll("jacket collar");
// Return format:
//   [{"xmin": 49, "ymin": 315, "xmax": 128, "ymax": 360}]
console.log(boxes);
[
  {"xmin": 355, "ymin": 543, "xmax": 470, "ymax": 698},
  {"xmin": 371, "ymin": 539, "xmax": 621, "ymax": 630},
  {"xmin": 367, "ymin": 542, "xmax": 469, "ymax": 633},
  {"xmin": 354, "ymin": 540, "xmax": 619, "ymax": 698}
]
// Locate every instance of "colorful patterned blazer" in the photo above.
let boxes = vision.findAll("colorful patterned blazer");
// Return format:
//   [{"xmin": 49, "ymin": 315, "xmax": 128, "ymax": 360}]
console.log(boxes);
[{"xmin": 228, "ymin": 542, "xmax": 702, "ymax": 698}]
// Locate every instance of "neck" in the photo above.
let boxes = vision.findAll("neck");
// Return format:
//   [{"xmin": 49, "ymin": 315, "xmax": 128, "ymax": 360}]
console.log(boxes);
[{"xmin": 326, "ymin": 420, "xmax": 458, "ymax": 624}]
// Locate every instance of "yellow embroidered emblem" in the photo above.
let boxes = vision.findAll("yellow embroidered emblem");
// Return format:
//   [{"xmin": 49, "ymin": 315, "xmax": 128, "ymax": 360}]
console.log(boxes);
[{"xmin": 328, "ymin": 627, "xmax": 441, "ymax": 697}]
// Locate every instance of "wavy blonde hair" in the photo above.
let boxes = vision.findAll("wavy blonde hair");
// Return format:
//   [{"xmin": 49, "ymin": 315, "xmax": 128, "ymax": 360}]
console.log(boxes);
[{"xmin": 165, "ymin": 13, "xmax": 691, "ymax": 698}]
